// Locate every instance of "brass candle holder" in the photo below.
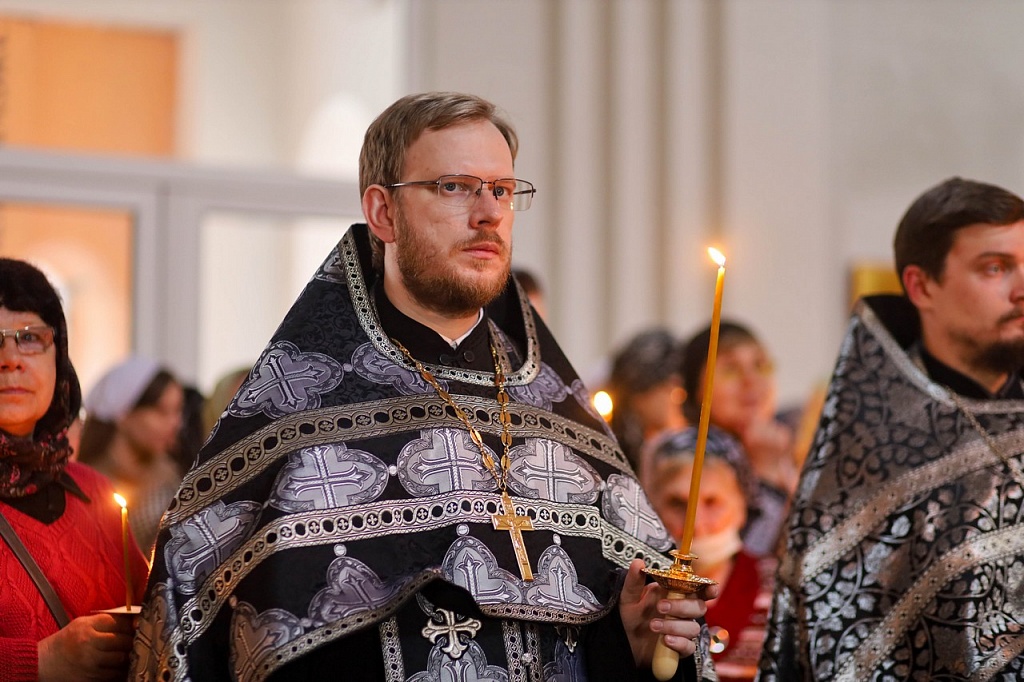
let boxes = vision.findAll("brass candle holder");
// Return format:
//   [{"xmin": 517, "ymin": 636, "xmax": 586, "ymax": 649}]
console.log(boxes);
[
  {"xmin": 644, "ymin": 549, "xmax": 717, "ymax": 594},
  {"xmin": 644, "ymin": 550, "xmax": 717, "ymax": 681}
]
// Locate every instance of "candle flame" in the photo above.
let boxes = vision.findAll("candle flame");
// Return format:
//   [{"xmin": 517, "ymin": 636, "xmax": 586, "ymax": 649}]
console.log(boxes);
[
  {"xmin": 113, "ymin": 493, "xmax": 127, "ymax": 509},
  {"xmin": 593, "ymin": 390, "xmax": 614, "ymax": 420},
  {"xmin": 708, "ymin": 247, "xmax": 726, "ymax": 267}
]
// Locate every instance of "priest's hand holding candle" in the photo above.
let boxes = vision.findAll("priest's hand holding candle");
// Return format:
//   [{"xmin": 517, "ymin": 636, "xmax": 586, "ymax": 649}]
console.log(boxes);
[{"xmin": 646, "ymin": 247, "xmax": 726, "ymax": 681}]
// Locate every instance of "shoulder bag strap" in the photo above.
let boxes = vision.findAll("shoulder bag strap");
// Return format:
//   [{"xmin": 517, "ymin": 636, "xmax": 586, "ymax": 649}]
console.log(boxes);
[{"xmin": 0, "ymin": 508, "xmax": 71, "ymax": 628}]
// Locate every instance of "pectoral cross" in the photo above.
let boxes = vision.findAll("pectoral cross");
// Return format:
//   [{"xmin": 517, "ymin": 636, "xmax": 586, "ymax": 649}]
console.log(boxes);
[{"xmin": 492, "ymin": 492, "xmax": 534, "ymax": 581}]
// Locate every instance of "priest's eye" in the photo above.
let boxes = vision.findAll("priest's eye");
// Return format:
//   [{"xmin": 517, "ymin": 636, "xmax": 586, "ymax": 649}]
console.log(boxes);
[
  {"xmin": 493, "ymin": 181, "xmax": 516, "ymax": 199},
  {"xmin": 982, "ymin": 262, "xmax": 1007, "ymax": 276},
  {"xmin": 439, "ymin": 177, "xmax": 474, "ymax": 195}
]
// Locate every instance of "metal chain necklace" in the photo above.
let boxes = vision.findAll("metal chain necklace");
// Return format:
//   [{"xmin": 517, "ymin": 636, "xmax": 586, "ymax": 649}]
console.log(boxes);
[
  {"xmin": 391, "ymin": 337, "xmax": 535, "ymax": 581},
  {"xmin": 946, "ymin": 388, "xmax": 1024, "ymax": 491}
]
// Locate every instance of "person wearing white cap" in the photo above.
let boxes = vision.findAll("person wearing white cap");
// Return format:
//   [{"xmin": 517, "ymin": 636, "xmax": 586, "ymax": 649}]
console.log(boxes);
[{"xmin": 78, "ymin": 356, "xmax": 184, "ymax": 553}]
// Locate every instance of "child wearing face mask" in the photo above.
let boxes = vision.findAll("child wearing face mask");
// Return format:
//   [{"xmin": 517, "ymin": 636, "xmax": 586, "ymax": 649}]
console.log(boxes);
[{"xmin": 648, "ymin": 452, "xmax": 776, "ymax": 682}]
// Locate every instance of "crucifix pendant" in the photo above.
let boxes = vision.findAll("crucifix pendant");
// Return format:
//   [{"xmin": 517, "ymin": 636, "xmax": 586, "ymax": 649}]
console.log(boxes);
[{"xmin": 491, "ymin": 492, "xmax": 535, "ymax": 581}]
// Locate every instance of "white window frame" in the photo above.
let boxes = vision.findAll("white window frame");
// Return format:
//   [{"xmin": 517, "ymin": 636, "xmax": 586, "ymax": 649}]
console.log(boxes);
[{"xmin": 0, "ymin": 146, "xmax": 361, "ymax": 382}]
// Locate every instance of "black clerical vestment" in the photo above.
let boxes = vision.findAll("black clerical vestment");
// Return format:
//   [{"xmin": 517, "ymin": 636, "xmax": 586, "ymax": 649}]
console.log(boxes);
[
  {"xmin": 130, "ymin": 224, "xmax": 713, "ymax": 682},
  {"xmin": 759, "ymin": 295, "xmax": 1024, "ymax": 681}
]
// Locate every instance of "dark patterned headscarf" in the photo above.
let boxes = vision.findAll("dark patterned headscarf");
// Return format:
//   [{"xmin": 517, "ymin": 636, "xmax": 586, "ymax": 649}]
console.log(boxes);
[{"xmin": 0, "ymin": 258, "xmax": 81, "ymax": 497}]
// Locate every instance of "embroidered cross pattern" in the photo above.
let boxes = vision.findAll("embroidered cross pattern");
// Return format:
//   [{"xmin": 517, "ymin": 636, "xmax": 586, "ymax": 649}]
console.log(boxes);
[
  {"xmin": 285, "ymin": 454, "xmax": 372, "ymax": 507},
  {"xmin": 514, "ymin": 440, "xmax": 596, "ymax": 501},
  {"xmin": 228, "ymin": 340, "xmax": 346, "ymax": 423},
  {"xmin": 421, "ymin": 607, "xmax": 482, "ymax": 659},
  {"xmin": 255, "ymin": 354, "xmax": 308, "ymax": 408},
  {"xmin": 614, "ymin": 477, "xmax": 665, "ymax": 540},
  {"xmin": 406, "ymin": 430, "xmax": 494, "ymax": 494}
]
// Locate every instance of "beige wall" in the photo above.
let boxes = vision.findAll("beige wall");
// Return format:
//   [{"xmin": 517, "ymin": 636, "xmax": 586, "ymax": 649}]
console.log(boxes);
[
  {"xmin": 0, "ymin": 0, "xmax": 1022, "ymax": 408},
  {"xmin": 0, "ymin": 15, "xmax": 176, "ymax": 393},
  {"xmin": 0, "ymin": 205, "xmax": 133, "ymax": 392}
]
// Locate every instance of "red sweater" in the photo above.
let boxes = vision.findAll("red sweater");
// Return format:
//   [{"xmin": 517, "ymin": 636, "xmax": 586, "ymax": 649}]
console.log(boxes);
[
  {"xmin": 704, "ymin": 550, "xmax": 777, "ymax": 682},
  {"xmin": 0, "ymin": 462, "xmax": 150, "ymax": 681}
]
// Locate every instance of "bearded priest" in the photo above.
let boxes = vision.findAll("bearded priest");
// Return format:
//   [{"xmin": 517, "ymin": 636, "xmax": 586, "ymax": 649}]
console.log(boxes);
[{"xmin": 130, "ymin": 92, "xmax": 718, "ymax": 682}]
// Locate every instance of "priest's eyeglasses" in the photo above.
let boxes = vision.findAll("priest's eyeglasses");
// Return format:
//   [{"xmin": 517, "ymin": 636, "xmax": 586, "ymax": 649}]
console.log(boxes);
[
  {"xmin": 385, "ymin": 175, "xmax": 536, "ymax": 212},
  {"xmin": 0, "ymin": 325, "xmax": 55, "ymax": 354}
]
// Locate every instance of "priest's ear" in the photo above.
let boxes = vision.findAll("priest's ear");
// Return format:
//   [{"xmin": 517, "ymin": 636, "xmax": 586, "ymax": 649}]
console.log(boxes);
[
  {"xmin": 902, "ymin": 264, "xmax": 937, "ymax": 311},
  {"xmin": 362, "ymin": 185, "xmax": 398, "ymax": 245}
]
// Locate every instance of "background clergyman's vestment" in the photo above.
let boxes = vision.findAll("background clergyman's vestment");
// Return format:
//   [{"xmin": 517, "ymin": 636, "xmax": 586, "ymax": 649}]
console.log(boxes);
[{"xmin": 760, "ymin": 295, "xmax": 1024, "ymax": 681}]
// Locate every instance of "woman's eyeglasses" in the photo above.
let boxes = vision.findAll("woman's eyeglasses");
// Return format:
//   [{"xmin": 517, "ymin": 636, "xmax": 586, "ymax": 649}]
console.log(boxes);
[{"xmin": 0, "ymin": 325, "xmax": 55, "ymax": 354}]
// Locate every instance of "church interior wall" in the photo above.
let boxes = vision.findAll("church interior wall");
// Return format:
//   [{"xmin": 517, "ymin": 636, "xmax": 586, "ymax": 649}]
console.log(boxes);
[{"xmin": 0, "ymin": 0, "xmax": 1021, "ymax": 411}]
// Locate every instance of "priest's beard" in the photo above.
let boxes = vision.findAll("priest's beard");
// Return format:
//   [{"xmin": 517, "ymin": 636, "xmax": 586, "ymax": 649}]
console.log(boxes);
[
  {"xmin": 973, "ymin": 337, "xmax": 1024, "ymax": 376},
  {"xmin": 393, "ymin": 207, "xmax": 511, "ymax": 316}
]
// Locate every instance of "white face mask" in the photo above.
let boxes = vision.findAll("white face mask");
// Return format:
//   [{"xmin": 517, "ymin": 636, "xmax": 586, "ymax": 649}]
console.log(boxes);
[{"xmin": 690, "ymin": 527, "xmax": 743, "ymax": 572}]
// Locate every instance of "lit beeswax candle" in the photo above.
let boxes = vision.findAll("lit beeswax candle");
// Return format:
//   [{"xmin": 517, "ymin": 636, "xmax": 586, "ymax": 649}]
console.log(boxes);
[
  {"xmin": 651, "ymin": 247, "xmax": 726, "ymax": 682},
  {"xmin": 678, "ymin": 247, "xmax": 726, "ymax": 554},
  {"xmin": 113, "ymin": 493, "xmax": 132, "ymax": 611}
]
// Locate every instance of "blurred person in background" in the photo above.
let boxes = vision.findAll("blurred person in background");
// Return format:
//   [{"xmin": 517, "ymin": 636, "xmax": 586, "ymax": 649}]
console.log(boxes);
[
  {"xmin": 605, "ymin": 328, "xmax": 687, "ymax": 477},
  {"xmin": 676, "ymin": 321, "xmax": 798, "ymax": 556},
  {"xmin": 200, "ymin": 365, "xmax": 250, "ymax": 438},
  {"xmin": 172, "ymin": 385, "xmax": 206, "ymax": 477},
  {"xmin": 647, "ymin": 452, "xmax": 775, "ymax": 682},
  {"xmin": 0, "ymin": 258, "xmax": 147, "ymax": 681},
  {"xmin": 77, "ymin": 356, "xmax": 184, "ymax": 554},
  {"xmin": 511, "ymin": 267, "xmax": 547, "ymax": 319}
]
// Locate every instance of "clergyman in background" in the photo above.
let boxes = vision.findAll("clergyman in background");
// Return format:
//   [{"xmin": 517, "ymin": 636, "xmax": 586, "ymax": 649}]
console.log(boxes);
[{"xmin": 759, "ymin": 177, "xmax": 1024, "ymax": 680}]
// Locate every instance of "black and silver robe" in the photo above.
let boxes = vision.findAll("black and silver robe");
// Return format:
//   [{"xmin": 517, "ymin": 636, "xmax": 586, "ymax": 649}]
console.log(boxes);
[
  {"xmin": 759, "ymin": 295, "xmax": 1024, "ymax": 681},
  {"xmin": 130, "ymin": 224, "xmax": 714, "ymax": 682}
]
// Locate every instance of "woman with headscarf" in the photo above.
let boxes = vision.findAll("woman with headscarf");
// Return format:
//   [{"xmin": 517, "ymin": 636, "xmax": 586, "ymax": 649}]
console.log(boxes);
[
  {"xmin": 78, "ymin": 356, "xmax": 184, "ymax": 554},
  {"xmin": 0, "ymin": 258, "xmax": 148, "ymax": 681}
]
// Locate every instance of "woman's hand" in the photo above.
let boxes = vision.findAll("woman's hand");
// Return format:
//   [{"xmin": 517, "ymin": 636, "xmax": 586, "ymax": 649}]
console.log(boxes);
[{"xmin": 37, "ymin": 614, "xmax": 135, "ymax": 682}]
